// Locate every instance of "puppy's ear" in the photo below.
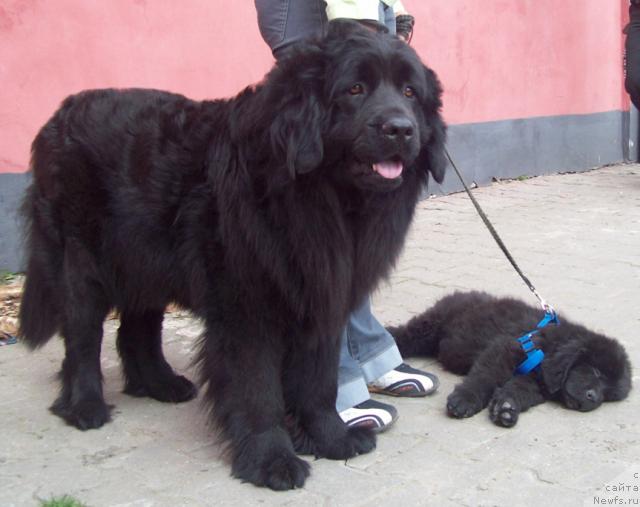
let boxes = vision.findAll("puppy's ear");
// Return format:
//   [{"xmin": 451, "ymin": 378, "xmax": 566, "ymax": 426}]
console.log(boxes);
[
  {"xmin": 594, "ymin": 337, "xmax": 632, "ymax": 401},
  {"xmin": 605, "ymin": 362, "xmax": 632, "ymax": 401},
  {"xmin": 539, "ymin": 341, "xmax": 585, "ymax": 394},
  {"xmin": 418, "ymin": 65, "xmax": 447, "ymax": 184}
]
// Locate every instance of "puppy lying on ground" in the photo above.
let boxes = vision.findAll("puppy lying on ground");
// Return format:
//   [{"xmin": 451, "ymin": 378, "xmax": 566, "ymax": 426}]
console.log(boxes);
[{"xmin": 389, "ymin": 291, "xmax": 632, "ymax": 427}]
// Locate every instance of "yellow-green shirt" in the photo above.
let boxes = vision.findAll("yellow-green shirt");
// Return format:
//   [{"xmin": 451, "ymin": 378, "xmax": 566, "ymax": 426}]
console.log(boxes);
[{"xmin": 325, "ymin": 0, "xmax": 408, "ymax": 22}]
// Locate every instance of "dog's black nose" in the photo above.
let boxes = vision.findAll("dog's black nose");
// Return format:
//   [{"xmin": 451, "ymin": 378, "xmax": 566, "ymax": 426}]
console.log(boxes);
[
  {"xmin": 381, "ymin": 117, "xmax": 414, "ymax": 140},
  {"xmin": 585, "ymin": 389, "xmax": 597, "ymax": 402}
]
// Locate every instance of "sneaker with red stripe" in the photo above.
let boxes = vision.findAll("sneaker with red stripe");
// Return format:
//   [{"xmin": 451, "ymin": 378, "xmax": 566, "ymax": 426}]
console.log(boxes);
[
  {"xmin": 368, "ymin": 363, "xmax": 439, "ymax": 397},
  {"xmin": 339, "ymin": 399, "xmax": 398, "ymax": 433}
]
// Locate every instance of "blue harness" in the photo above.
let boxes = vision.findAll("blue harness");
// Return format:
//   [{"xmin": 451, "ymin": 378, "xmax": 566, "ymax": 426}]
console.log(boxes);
[{"xmin": 514, "ymin": 310, "xmax": 559, "ymax": 375}]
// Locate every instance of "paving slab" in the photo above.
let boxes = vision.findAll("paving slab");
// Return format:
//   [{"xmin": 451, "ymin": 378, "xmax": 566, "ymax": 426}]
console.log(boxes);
[{"xmin": 1, "ymin": 164, "xmax": 638, "ymax": 506}]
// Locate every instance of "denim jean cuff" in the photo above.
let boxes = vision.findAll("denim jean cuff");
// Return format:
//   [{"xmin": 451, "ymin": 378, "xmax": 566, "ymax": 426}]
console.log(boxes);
[
  {"xmin": 335, "ymin": 376, "xmax": 371, "ymax": 413},
  {"xmin": 359, "ymin": 343, "xmax": 403, "ymax": 383}
]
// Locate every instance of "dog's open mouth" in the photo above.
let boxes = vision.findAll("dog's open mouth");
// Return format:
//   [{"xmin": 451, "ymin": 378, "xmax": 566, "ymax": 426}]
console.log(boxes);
[{"xmin": 372, "ymin": 160, "xmax": 404, "ymax": 179}]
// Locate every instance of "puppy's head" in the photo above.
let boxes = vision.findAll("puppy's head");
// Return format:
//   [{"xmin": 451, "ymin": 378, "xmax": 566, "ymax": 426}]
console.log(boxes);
[{"xmin": 541, "ymin": 329, "xmax": 632, "ymax": 412}]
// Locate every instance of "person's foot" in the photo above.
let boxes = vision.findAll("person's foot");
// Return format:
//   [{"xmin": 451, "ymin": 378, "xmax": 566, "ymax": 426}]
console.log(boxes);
[
  {"xmin": 368, "ymin": 363, "xmax": 439, "ymax": 397},
  {"xmin": 339, "ymin": 399, "xmax": 398, "ymax": 433}
]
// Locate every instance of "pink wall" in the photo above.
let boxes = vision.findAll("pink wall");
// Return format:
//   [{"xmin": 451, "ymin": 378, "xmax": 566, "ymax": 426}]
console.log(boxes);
[
  {"xmin": 411, "ymin": 1, "xmax": 626, "ymax": 124},
  {"xmin": 0, "ymin": 0, "xmax": 628, "ymax": 174}
]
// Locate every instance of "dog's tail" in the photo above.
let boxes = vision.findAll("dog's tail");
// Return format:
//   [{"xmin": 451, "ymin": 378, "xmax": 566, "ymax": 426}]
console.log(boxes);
[
  {"xmin": 387, "ymin": 307, "xmax": 443, "ymax": 358},
  {"xmin": 18, "ymin": 187, "xmax": 63, "ymax": 349},
  {"xmin": 19, "ymin": 257, "xmax": 61, "ymax": 349}
]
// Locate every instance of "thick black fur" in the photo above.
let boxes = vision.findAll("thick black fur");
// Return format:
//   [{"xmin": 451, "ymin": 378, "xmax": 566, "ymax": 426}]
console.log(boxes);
[
  {"xmin": 18, "ymin": 21, "xmax": 446, "ymax": 490},
  {"xmin": 390, "ymin": 291, "xmax": 632, "ymax": 428}
]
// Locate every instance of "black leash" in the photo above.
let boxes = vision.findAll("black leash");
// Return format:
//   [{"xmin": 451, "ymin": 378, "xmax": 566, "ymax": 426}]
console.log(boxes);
[{"xmin": 443, "ymin": 147, "xmax": 556, "ymax": 316}]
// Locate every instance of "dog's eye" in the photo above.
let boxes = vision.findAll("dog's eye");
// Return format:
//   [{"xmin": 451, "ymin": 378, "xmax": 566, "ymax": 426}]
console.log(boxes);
[
  {"xmin": 349, "ymin": 83, "xmax": 364, "ymax": 95},
  {"xmin": 403, "ymin": 86, "xmax": 416, "ymax": 98}
]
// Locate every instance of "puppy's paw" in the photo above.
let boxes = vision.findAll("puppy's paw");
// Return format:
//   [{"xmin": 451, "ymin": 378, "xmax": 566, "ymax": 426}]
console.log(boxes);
[
  {"xmin": 446, "ymin": 389, "xmax": 483, "ymax": 419},
  {"xmin": 489, "ymin": 394, "xmax": 520, "ymax": 428}
]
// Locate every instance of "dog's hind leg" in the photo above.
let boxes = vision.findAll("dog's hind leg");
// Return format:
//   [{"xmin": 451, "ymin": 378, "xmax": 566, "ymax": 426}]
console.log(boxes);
[
  {"xmin": 117, "ymin": 309, "xmax": 197, "ymax": 402},
  {"xmin": 488, "ymin": 375, "xmax": 545, "ymax": 428},
  {"xmin": 50, "ymin": 241, "xmax": 112, "ymax": 430}
]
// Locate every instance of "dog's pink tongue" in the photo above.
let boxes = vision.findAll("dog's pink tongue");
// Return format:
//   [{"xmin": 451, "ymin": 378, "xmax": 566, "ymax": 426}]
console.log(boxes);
[{"xmin": 372, "ymin": 160, "xmax": 403, "ymax": 179}]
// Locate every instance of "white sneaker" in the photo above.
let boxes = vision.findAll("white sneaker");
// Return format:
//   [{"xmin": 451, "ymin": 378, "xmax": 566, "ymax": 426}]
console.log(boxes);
[
  {"xmin": 339, "ymin": 399, "xmax": 398, "ymax": 433},
  {"xmin": 368, "ymin": 363, "xmax": 439, "ymax": 397}
]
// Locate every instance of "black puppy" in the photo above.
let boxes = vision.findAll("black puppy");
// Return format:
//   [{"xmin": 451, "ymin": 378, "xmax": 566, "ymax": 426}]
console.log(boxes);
[{"xmin": 390, "ymin": 291, "xmax": 632, "ymax": 427}]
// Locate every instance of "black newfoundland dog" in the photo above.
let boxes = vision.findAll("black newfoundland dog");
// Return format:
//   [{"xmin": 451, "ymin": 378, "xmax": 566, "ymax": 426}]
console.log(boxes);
[
  {"xmin": 390, "ymin": 291, "xmax": 632, "ymax": 427},
  {"xmin": 19, "ymin": 21, "xmax": 446, "ymax": 490}
]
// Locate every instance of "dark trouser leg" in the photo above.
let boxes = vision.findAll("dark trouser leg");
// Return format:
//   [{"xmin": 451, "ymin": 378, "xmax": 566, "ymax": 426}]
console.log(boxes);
[
  {"xmin": 255, "ymin": 0, "xmax": 327, "ymax": 58},
  {"xmin": 626, "ymin": 5, "xmax": 640, "ymax": 109}
]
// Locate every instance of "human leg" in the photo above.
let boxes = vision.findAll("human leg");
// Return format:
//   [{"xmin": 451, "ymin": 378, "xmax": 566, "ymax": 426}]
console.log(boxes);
[
  {"xmin": 625, "ymin": 4, "xmax": 640, "ymax": 108},
  {"xmin": 255, "ymin": 0, "xmax": 327, "ymax": 58}
]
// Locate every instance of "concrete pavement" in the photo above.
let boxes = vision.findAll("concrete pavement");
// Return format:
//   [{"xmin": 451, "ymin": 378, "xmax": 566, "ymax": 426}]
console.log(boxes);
[{"xmin": 1, "ymin": 164, "xmax": 638, "ymax": 506}]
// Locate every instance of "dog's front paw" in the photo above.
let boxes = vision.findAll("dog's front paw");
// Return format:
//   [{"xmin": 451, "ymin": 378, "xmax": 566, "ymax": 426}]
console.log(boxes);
[
  {"xmin": 294, "ymin": 413, "xmax": 377, "ymax": 459},
  {"xmin": 446, "ymin": 388, "xmax": 483, "ymax": 418},
  {"xmin": 317, "ymin": 426, "xmax": 376, "ymax": 459},
  {"xmin": 240, "ymin": 451, "xmax": 310, "ymax": 491},
  {"xmin": 232, "ymin": 430, "xmax": 310, "ymax": 490},
  {"xmin": 489, "ymin": 394, "xmax": 520, "ymax": 428}
]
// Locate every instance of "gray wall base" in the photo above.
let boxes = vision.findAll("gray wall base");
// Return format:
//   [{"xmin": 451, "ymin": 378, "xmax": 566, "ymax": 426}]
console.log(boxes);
[
  {"xmin": 0, "ymin": 172, "xmax": 30, "ymax": 272},
  {"xmin": 0, "ymin": 110, "xmax": 630, "ymax": 271},
  {"xmin": 431, "ymin": 110, "xmax": 627, "ymax": 195}
]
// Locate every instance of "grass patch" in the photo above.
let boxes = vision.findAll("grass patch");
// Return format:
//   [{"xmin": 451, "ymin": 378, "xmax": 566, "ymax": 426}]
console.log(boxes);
[
  {"xmin": 40, "ymin": 496, "xmax": 87, "ymax": 507},
  {"xmin": 0, "ymin": 271, "xmax": 17, "ymax": 285}
]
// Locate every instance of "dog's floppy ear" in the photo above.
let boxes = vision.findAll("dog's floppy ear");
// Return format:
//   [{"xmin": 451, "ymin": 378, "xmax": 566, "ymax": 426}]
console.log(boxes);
[
  {"xmin": 269, "ymin": 80, "xmax": 326, "ymax": 177},
  {"xmin": 539, "ymin": 341, "xmax": 585, "ymax": 394},
  {"xmin": 418, "ymin": 65, "xmax": 447, "ymax": 184},
  {"xmin": 230, "ymin": 41, "xmax": 327, "ymax": 178},
  {"xmin": 263, "ymin": 43, "xmax": 328, "ymax": 178}
]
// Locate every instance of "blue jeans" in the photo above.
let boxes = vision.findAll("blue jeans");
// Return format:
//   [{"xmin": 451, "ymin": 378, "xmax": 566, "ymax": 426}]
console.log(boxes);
[
  {"xmin": 337, "ymin": 298, "xmax": 402, "ymax": 412},
  {"xmin": 254, "ymin": 0, "xmax": 402, "ymax": 411}
]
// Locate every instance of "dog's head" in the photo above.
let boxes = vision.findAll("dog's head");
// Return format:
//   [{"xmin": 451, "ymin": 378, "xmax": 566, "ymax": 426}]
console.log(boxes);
[
  {"xmin": 233, "ymin": 20, "xmax": 446, "ymax": 192},
  {"xmin": 540, "ymin": 328, "xmax": 632, "ymax": 412}
]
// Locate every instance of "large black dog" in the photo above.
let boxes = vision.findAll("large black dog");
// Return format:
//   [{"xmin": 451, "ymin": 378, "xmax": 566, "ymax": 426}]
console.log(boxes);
[
  {"xmin": 19, "ymin": 21, "xmax": 446, "ymax": 489},
  {"xmin": 390, "ymin": 291, "xmax": 632, "ymax": 427}
]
